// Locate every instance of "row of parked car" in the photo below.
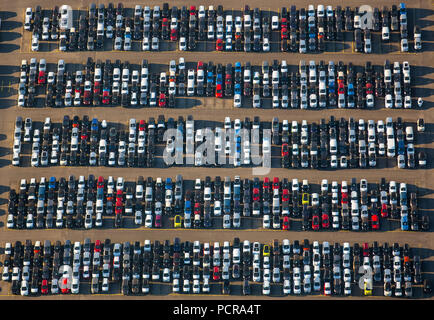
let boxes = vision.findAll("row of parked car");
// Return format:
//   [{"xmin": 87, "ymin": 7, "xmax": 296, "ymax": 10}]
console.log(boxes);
[
  {"xmin": 12, "ymin": 115, "xmax": 160, "ymax": 168},
  {"xmin": 25, "ymin": 3, "xmax": 422, "ymax": 53},
  {"xmin": 276, "ymin": 116, "xmax": 426, "ymax": 169},
  {"xmin": 12, "ymin": 114, "xmax": 427, "ymax": 170},
  {"xmin": 17, "ymin": 58, "xmax": 416, "ymax": 109},
  {"xmin": 7, "ymin": 174, "xmax": 428, "ymax": 232},
  {"xmin": 2, "ymin": 238, "xmax": 430, "ymax": 296}
]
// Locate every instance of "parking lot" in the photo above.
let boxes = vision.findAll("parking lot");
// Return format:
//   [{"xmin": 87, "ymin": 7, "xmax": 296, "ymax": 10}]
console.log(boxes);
[{"xmin": 0, "ymin": 0, "xmax": 433, "ymax": 300}]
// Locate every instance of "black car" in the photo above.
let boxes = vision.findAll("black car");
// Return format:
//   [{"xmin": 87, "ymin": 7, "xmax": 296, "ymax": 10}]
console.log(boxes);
[
  {"xmin": 424, "ymin": 280, "xmax": 432, "ymax": 295},
  {"xmin": 242, "ymin": 279, "xmax": 251, "ymax": 295},
  {"xmin": 354, "ymin": 29, "xmax": 363, "ymax": 52},
  {"xmin": 222, "ymin": 280, "xmax": 230, "ymax": 294}
]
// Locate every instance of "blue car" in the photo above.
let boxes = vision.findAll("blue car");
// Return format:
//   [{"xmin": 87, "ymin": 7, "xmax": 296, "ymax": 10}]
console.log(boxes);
[
  {"xmin": 223, "ymin": 199, "xmax": 231, "ymax": 214},
  {"xmin": 234, "ymin": 185, "xmax": 241, "ymax": 201},
  {"xmin": 91, "ymin": 118, "xmax": 99, "ymax": 131},
  {"xmin": 165, "ymin": 177, "xmax": 173, "ymax": 190},
  {"xmin": 397, "ymin": 140, "xmax": 405, "ymax": 155},
  {"xmin": 97, "ymin": 188, "xmax": 104, "ymax": 200},
  {"xmin": 207, "ymin": 71, "xmax": 214, "ymax": 84},
  {"xmin": 347, "ymin": 83, "xmax": 354, "ymax": 96},
  {"xmin": 234, "ymin": 83, "xmax": 242, "ymax": 95},
  {"xmin": 328, "ymin": 81, "xmax": 335, "ymax": 94},
  {"xmin": 216, "ymin": 73, "xmax": 223, "ymax": 85},
  {"xmin": 401, "ymin": 214, "xmax": 409, "ymax": 231},
  {"xmin": 38, "ymin": 185, "xmax": 46, "ymax": 200},
  {"xmin": 184, "ymin": 200, "xmax": 191, "ymax": 214},
  {"xmin": 48, "ymin": 177, "xmax": 56, "ymax": 190},
  {"xmin": 235, "ymin": 62, "xmax": 242, "ymax": 73}
]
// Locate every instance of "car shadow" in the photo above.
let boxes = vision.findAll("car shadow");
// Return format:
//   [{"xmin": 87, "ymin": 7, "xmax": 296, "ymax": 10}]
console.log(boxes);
[{"xmin": 0, "ymin": 44, "xmax": 19, "ymax": 53}]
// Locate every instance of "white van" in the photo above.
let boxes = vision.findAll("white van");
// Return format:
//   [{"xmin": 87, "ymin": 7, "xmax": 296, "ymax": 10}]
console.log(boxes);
[
  {"xmin": 387, "ymin": 127, "xmax": 396, "ymax": 157},
  {"xmin": 351, "ymin": 202, "xmax": 359, "ymax": 217},
  {"xmin": 187, "ymin": 69, "xmax": 195, "ymax": 96}
]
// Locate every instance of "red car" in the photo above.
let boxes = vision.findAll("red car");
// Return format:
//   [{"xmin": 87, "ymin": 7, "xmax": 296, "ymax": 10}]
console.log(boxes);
[
  {"xmin": 41, "ymin": 279, "xmax": 49, "ymax": 294},
  {"xmin": 282, "ymin": 216, "xmax": 290, "ymax": 230},
  {"xmin": 155, "ymin": 214, "xmax": 162, "ymax": 228},
  {"xmin": 381, "ymin": 203, "xmax": 388, "ymax": 218},
  {"xmin": 338, "ymin": 83, "xmax": 345, "ymax": 95},
  {"xmin": 213, "ymin": 266, "xmax": 220, "ymax": 280},
  {"xmin": 371, "ymin": 214, "xmax": 380, "ymax": 230},
  {"xmin": 263, "ymin": 177, "xmax": 270, "ymax": 192},
  {"xmin": 83, "ymin": 90, "xmax": 91, "ymax": 105},
  {"xmin": 312, "ymin": 214, "xmax": 320, "ymax": 230},
  {"xmin": 272, "ymin": 177, "xmax": 279, "ymax": 190},
  {"xmin": 115, "ymin": 205, "xmax": 123, "ymax": 215},
  {"xmin": 170, "ymin": 29, "xmax": 178, "ymax": 41},
  {"xmin": 281, "ymin": 189, "xmax": 289, "ymax": 202},
  {"xmin": 116, "ymin": 189, "xmax": 123, "ymax": 202},
  {"xmin": 97, "ymin": 176, "xmax": 104, "ymax": 189},
  {"xmin": 162, "ymin": 18, "xmax": 168, "ymax": 28},
  {"xmin": 281, "ymin": 143, "xmax": 289, "ymax": 157},
  {"xmin": 366, "ymin": 82, "xmax": 373, "ymax": 94},
  {"xmin": 215, "ymin": 84, "xmax": 223, "ymax": 98},
  {"xmin": 252, "ymin": 188, "xmax": 260, "ymax": 201},
  {"xmin": 94, "ymin": 240, "xmax": 102, "ymax": 252},
  {"xmin": 158, "ymin": 93, "xmax": 166, "ymax": 107},
  {"xmin": 197, "ymin": 61, "xmax": 203, "ymax": 71},
  {"xmin": 190, "ymin": 6, "xmax": 196, "ymax": 15},
  {"xmin": 322, "ymin": 213, "xmax": 330, "ymax": 228},
  {"xmin": 281, "ymin": 17, "xmax": 288, "ymax": 28},
  {"xmin": 102, "ymin": 90, "xmax": 110, "ymax": 104},
  {"xmin": 93, "ymin": 84, "xmax": 101, "ymax": 95},
  {"xmin": 216, "ymin": 39, "xmax": 223, "ymax": 51},
  {"xmin": 139, "ymin": 120, "xmax": 146, "ymax": 131},
  {"xmin": 281, "ymin": 27, "xmax": 288, "ymax": 40},
  {"xmin": 362, "ymin": 243, "xmax": 369, "ymax": 257},
  {"xmin": 61, "ymin": 278, "xmax": 70, "ymax": 294},
  {"xmin": 341, "ymin": 192, "xmax": 348, "ymax": 204},
  {"xmin": 38, "ymin": 71, "xmax": 46, "ymax": 84},
  {"xmin": 194, "ymin": 203, "xmax": 201, "ymax": 215},
  {"xmin": 80, "ymin": 130, "xmax": 88, "ymax": 141}
]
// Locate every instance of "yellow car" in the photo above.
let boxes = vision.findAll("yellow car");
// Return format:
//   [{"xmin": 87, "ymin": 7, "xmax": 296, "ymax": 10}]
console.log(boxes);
[
  {"xmin": 302, "ymin": 193, "xmax": 310, "ymax": 205},
  {"xmin": 263, "ymin": 244, "xmax": 270, "ymax": 257},
  {"xmin": 174, "ymin": 215, "xmax": 182, "ymax": 228},
  {"xmin": 364, "ymin": 282, "xmax": 372, "ymax": 296}
]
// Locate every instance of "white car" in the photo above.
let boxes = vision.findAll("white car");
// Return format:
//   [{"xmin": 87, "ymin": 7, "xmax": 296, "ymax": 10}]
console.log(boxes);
[
  {"xmin": 233, "ymin": 94, "xmax": 241, "ymax": 107},
  {"xmin": 179, "ymin": 37, "xmax": 187, "ymax": 51},
  {"xmin": 18, "ymin": 94, "xmax": 25, "ymax": 107},
  {"xmin": 142, "ymin": 37, "xmax": 150, "ymax": 50},
  {"xmin": 145, "ymin": 214, "xmax": 153, "ymax": 228},
  {"xmin": 401, "ymin": 38, "xmax": 408, "ymax": 52},
  {"xmin": 385, "ymin": 94, "xmax": 393, "ymax": 108},
  {"xmin": 20, "ymin": 280, "xmax": 29, "ymax": 296},
  {"xmin": 71, "ymin": 278, "xmax": 80, "ymax": 294},
  {"xmin": 135, "ymin": 211, "xmax": 142, "ymax": 225},
  {"xmin": 263, "ymin": 215, "xmax": 270, "ymax": 228},
  {"xmin": 382, "ymin": 26, "xmax": 390, "ymax": 40},
  {"xmin": 31, "ymin": 37, "xmax": 39, "ymax": 51},
  {"xmin": 262, "ymin": 38, "xmax": 270, "ymax": 52}
]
